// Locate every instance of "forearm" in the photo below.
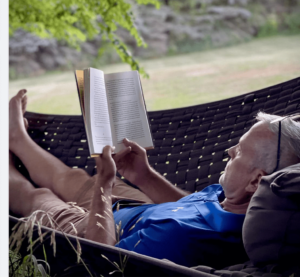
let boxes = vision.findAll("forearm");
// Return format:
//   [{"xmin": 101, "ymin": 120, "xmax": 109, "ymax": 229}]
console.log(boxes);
[
  {"xmin": 85, "ymin": 177, "xmax": 116, "ymax": 245},
  {"xmin": 135, "ymin": 167, "xmax": 190, "ymax": 204}
]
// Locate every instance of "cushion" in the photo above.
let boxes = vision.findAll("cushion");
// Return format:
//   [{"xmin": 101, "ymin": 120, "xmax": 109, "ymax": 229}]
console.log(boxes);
[{"xmin": 243, "ymin": 163, "xmax": 300, "ymax": 266}]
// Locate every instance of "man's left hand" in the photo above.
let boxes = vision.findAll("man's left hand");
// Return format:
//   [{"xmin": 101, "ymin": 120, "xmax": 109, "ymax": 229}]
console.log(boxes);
[{"xmin": 94, "ymin": 145, "xmax": 116, "ymax": 184}]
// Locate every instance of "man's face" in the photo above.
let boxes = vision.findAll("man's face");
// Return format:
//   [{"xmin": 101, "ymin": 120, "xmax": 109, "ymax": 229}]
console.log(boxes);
[{"xmin": 219, "ymin": 122, "xmax": 271, "ymax": 203}]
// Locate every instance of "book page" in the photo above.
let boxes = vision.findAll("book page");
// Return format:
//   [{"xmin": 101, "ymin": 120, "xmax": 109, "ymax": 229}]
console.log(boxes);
[
  {"xmin": 88, "ymin": 68, "xmax": 113, "ymax": 154},
  {"xmin": 75, "ymin": 70, "xmax": 85, "ymax": 116},
  {"xmin": 104, "ymin": 71, "xmax": 153, "ymax": 152}
]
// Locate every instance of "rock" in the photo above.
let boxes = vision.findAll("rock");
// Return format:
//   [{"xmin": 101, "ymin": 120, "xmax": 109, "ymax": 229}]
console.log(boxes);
[
  {"xmin": 207, "ymin": 6, "xmax": 252, "ymax": 20},
  {"xmin": 9, "ymin": 0, "xmax": 296, "ymax": 78}
]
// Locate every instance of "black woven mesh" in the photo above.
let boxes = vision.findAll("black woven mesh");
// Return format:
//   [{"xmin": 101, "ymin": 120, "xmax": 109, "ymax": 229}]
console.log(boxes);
[
  {"xmin": 10, "ymin": 77, "xmax": 300, "ymax": 276},
  {"xmin": 20, "ymin": 77, "xmax": 300, "ymax": 193}
]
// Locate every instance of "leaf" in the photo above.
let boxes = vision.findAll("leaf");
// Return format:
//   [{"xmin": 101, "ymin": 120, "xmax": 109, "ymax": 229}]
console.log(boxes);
[
  {"xmin": 37, "ymin": 263, "xmax": 47, "ymax": 277},
  {"xmin": 135, "ymin": 217, "xmax": 143, "ymax": 224},
  {"xmin": 95, "ymin": 213, "xmax": 105, "ymax": 219},
  {"xmin": 11, "ymin": 220, "xmax": 22, "ymax": 231},
  {"xmin": 31, "ymin": 254, "xmax": 39, "ymax": 275},
  {"xmin": 104, "ymin": 210, "xmax": 112, "ymax": 219},
  {"xmin": 101, "ymin": 254, "xmax": 109, "ymax": 261},
  {"xmin": 128, "ymin": 224, "xmax": 136, "ymax": 232},
  {"xmin": 109, "ymin": 269, "xmax": 121, "ymax": 275},
  {"xmin": 97, "ymin": 222, "xmax": 105, "ymax": 230},
  {"xmin": 9, "ymin": 0, "xmax": 158, "ymax": 77},
  {"xmin": 69, "ymin": 222, "xmax": 78, "ymax": 235},
  {"xmin": 76, "ymin": 237, "xmax": 82, "ymax": 264},
  {"xmin": 27, "ymin": 232, "xmax": 49, "ymax": 252},
  {"xmin": 37, "ymin": 221, "xmax": 43, "ymax": 242},
  {"xmin": 134, "ymin": 240, "xmax": 141, "ymax": 248},
  {"xmin": 50, "ymin": 231, "xmax": 56, "ymax": 257},
  {"xmin": 36, "ymin": 258, "xmax": 51, "ymax": 275},
  {"xmin": 42, "ymin": 244, "xmax": 48, "ymax": 264},
  {"xmin": 113, "ymin": 261, "xmax": 121, "ymax": 270}
]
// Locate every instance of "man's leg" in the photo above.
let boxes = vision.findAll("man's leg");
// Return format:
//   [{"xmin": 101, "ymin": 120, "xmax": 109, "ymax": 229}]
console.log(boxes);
[
  {"xmin": 9, "ymin": 152, "xmax": 64, "ymax": 217},
  {"xmin": 9, "ymin": 90, "xmax": 91, "ymax": 203},
  {"xmin": 9, "ymin": 89, "xmax": 153, "ymax": 206},
  {"xmin": 10, "ymin": 152, "xmax": 90, "ymax": 237}
]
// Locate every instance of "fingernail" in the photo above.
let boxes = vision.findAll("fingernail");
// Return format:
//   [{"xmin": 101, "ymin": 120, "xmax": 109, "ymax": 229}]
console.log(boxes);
[{"xmin": 112, "ymin": 146, "xmax": 116, "ymax": 150}]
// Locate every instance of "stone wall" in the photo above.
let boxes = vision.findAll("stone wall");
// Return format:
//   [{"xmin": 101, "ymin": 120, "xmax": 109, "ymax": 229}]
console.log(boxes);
[{"xmin": 9, "ymin": 0, "xmax": 300, "ymax": 78}]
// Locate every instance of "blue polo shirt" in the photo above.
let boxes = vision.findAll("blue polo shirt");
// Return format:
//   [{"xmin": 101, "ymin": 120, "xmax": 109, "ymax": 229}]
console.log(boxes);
[{"xmin": 113, "ymin": 184, "xmax": 247, "ymax": 268}]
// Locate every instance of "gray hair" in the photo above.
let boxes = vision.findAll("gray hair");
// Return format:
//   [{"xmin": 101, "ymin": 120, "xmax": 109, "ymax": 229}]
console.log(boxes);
[{"xmin": 254, "ymin": 112, "xmax": 300, "ymax": 174}]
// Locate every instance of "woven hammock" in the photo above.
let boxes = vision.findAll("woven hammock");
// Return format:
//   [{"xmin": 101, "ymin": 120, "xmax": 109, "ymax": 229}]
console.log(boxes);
[{"xmin": 10, "ymin": 77, "xmax": 300, "ymax": 276}]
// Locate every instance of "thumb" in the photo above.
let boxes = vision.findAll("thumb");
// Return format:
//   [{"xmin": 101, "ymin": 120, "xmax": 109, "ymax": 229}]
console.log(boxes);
[
  {"xmin": 102, "ymin": 145, "xmax": 114, "ymax": 159},
  {"xmin": 94, "ymin": 155, "xmax": 101, "ymax": 168},
  {"xmin": 122, "ymin": 138, "xmax": 144, "ymax": 154},
  {"xmin": 113, "ymin": 146, "xmax": 131, "ymax": 164}
]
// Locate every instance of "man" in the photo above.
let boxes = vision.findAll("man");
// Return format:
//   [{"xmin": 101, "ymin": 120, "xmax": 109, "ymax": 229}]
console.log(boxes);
[{"xmin": 9, "ymin": 89, "xmax": 300, "ymax": 268}]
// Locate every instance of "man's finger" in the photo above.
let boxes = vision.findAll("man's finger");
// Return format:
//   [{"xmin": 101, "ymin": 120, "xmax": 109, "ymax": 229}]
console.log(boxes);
[
  {"xmin": 122, "ymin": 138, "xmax": 144, "ymax": 154},
  {"xmin": 94, "ymin": 156, "xmax": 101, "ymax": 165},
  {"xmin": 102, "ymin": 145, "xmax": 113, "ymax": 159},
  {"xmin": 113, "ymin": 146, "xmax": 131, "ymax": 163}
]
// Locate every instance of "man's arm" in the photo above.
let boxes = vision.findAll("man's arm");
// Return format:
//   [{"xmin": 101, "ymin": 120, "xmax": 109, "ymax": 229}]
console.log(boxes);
[
  {"xmin": 85, "ymin": 146, "xmax": 116, "ymax": 245},
  {"xmin": 113, "ymin": 139, "xmax": 189, "ymax": 204},
  {"xmin": 137, "ymin": 167, "xmax": 190, "ymax": 204}
]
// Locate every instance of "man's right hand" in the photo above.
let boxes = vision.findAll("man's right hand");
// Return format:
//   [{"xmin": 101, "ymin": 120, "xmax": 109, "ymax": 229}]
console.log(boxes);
[{"xmin": 113, "ymin": 138, "xmax": 152, "ymax": 186}]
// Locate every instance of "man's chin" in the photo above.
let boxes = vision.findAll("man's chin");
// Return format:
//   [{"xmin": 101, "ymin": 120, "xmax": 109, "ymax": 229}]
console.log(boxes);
[{"xmin": 219, "ymin": 174, "xmax": 225, "ymax": 186}]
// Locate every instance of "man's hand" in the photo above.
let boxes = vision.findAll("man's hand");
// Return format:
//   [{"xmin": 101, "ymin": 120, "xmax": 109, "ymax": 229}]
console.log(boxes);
[
  {"xmin": 113, "ymin": 138, "xmax": 152, "ymax": 186},
  {"xmin": 94, "ymin": 145, "xmax": 116, "ymax": 185},
  {"xmin": 86, "ymin": 145, "xmax": 117, "ymax": 245}
]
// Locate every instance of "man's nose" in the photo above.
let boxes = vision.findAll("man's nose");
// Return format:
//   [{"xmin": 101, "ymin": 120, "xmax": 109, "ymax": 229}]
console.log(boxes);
[{"xmin": 227, "ymin": 146, "xmax": 234, "ymax": 157}]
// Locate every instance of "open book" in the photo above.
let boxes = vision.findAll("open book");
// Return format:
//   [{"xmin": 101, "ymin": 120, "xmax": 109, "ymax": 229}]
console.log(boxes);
[{"xmin": 74, "ymin": 68, "xmax": 154, "ymax": 156}]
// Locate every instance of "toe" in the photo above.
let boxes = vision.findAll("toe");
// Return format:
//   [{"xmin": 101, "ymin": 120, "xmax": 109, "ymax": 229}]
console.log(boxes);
[
  {"xmin": 16, "ymin": 89, "xmax": 27, "ymax": 100},
  {"xmin": 10, "ymin": 89, "xmax": 27, "ymax": 109},
  {"xmin": 24, "ymin": 118, "xmax": 29, "ymax": 130},
  {"xmin": 21, "ymin": 95, "xmax": 28, "ymax": 114}
]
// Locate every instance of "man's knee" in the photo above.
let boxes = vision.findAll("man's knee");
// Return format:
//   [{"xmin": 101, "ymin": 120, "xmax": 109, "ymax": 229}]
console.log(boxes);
[
  {"xmin": 28, "ymin": 188, "xmax": 57, "ymax": 216},
  {"xmin": 54, "ymin": 168, "xmax": 90, "ymax": 188},
  {"xmin": 31, "ymin": 187, "xmax": 53, "ymax": 198},
  {"xmin": 70, "ymin": 168, "xmax": 90, "ymax": 179}
]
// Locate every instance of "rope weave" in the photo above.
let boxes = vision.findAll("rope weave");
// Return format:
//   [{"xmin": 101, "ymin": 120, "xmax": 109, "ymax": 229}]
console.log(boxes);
[{"xmin": 21, "ymin": 77, "xmax": 300, "ymax": 193}]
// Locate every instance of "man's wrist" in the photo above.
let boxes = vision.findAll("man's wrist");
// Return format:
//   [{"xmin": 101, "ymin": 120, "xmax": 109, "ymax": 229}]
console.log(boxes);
[
  {"xmin": 135, "ymin": 167, "xmax": 156, "ymax": 188},
  {"xmin": 96, "ymin": 176, "xmax": 115, "ymax": 189}
]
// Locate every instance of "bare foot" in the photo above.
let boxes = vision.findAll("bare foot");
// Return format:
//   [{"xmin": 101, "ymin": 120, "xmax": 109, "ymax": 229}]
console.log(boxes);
[{"xmin": 9, "ymin": 89, "xmax": 29, "ymax": 150}]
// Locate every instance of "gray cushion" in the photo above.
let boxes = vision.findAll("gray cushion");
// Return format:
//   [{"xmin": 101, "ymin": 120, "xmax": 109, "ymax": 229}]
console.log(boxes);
[{"xmin": 243, "ymin": 163, "xmax": 300, "ymax": 266}]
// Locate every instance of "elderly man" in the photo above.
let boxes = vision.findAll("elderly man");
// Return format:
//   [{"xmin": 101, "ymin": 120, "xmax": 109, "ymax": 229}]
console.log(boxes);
[{"xmin": 9, "ymin": 90, "xmax": 300, "ymax": 268}]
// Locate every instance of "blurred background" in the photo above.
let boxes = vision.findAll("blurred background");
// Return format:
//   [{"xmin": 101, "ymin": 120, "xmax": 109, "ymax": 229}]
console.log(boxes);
[{"xmin": 9, "ymin": 0, "xmax": 300, "ymax": 114}]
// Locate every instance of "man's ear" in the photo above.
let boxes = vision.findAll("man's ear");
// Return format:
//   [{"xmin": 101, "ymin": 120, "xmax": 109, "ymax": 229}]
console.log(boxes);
[{"xmin": 245, "ymin": 169, "xmax": 266, "ymax": 193}]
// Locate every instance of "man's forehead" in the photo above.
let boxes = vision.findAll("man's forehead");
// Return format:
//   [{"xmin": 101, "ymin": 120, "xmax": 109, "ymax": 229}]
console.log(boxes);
[{"xmin": 240, "ymin": 122, "xmax": 274, "ymax": 145}]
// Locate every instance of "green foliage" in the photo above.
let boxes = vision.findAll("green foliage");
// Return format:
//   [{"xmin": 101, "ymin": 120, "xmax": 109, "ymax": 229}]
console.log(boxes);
[
  {"xmin": 168, "ymin": 0, "xmax": 205, "ymax": 15},
  {"xmin": 9, "ymin": 0, "xmax": 160, "ymax": 77},
  {"xmin": 9, "ymin": 250, "xmax": 50, "ymax": 277},
  {"xmin": 257, "ymin": 14, "xmax": 279, "ymax": 37},
  {"xmin": 283, "ymin": 12, "xmax": 300, "ymax": 34}
]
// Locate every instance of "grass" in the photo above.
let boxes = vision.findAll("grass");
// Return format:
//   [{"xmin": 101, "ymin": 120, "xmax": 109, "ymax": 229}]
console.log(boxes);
[{"xmin": 9, "ymin": 35, "xmax": 300, "ymax": 115}]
